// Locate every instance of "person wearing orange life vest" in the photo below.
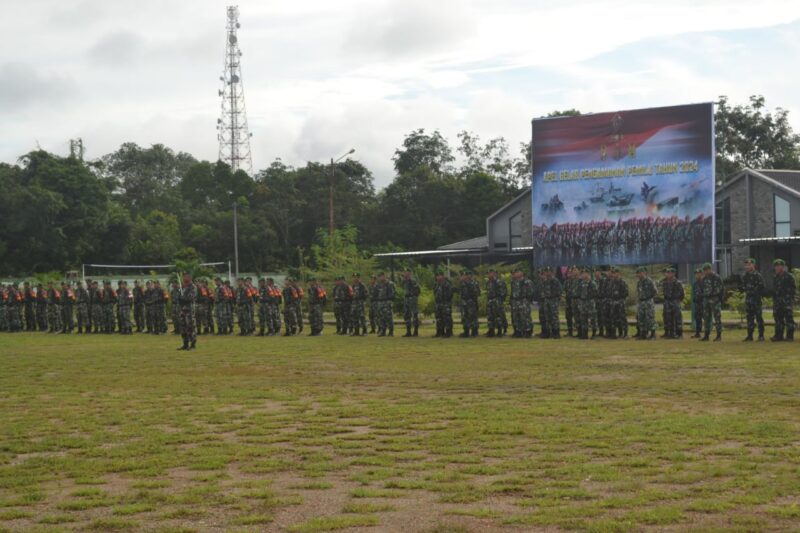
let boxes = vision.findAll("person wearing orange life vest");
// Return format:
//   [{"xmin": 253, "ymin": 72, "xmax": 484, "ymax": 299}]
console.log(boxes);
[
  {"xmin": 6, "ymin": 283, "xmax": 23, "ymax": 332},
  {"xmin": 36, "ymin": 283, "xmax": 49, "ymax": 331},
  {"xmin": 307, "ymin": 277, "xmax": 327, "ymax": 336},
  {"xmin": 195, "ymin": 279, "xmax": 213, "ymax": 335},
  {"xmin": 46, "ymin": 281, "xmax": 63, "ymax": 333},
  {"xmin": 213, "ymin": 278, "xmax": 228, "ymax": 335},
  {"xmin": 154, "ymin": 280, "xmax": 168, "ymax": 334},
  {"xmin": 61, "ymin": 282, "xmax": 75, "ymax": 333},
  {"xmin": 101, "ymin": 280, "xmax": 117, "ymax": 334},
  {"xmin": 281, "ymin": 277, "xmax": 299, "ymax": 336},
  {"xmin": 222, "ymin": 280, "xmax": 235, "ymax": 334},
  {"xmin": 265, "ymin": 278, "xmax": 282, "ymax": 335},
  {"xmin": 246, "ymin": 277, "xmax": 257, "ymax": 334},
  {"xmin": 257, "ymin": 278, "xmax": 270, "ymax": 336},
  {"xmin": 22, "ymin": 281, "xmax": 36, "ymax": 332},
  {"xmin": 75, "ymin": 281, "xmax": 90, "ymax": 334},
  {"xmin": 235, "ymin": 278, "xmax": 253, "ymax": 335},
  {"xmin": 350, "ymin": 273, "xmax": 368, "ymax": 336},
  {"xmin": 169, "ymin": 280, "xmax": 182, "ymax": 336},
  {"xmin": 117, "ymin": 280, "xmax": 133, "ymax": 334}
]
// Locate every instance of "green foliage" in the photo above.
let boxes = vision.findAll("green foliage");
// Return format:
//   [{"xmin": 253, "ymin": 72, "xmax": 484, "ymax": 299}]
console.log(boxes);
[
  {"xmin": 726, "ymin": 290, "xmax": 746, "ymax": 323},
  {"xmin": 304, "ymin": 227, "xmax": 376, "ymax": 286},
  {"xmin": 126, "ymin": 211, "xmax": 181, "ymax": 265}
]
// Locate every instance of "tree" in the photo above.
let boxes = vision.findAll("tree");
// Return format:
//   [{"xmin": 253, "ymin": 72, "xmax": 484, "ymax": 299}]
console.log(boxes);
[
  {"xmin": 716, "ymin": 95, "xmax": 800, "ymax": 181},
  {"xmin": 393, "ymin": 129, "xmax": 455, "ymax": 175},
  {"xmin": 457, "ymin": 131, "xmax": 520, "ymax": 194},
  {"xmin": 305, "ymin": 226, "xmax": 376, "ymax": 282},
  {"xmin": 126, "ymin": 210, "xmax": 181, "ymax": 265}
]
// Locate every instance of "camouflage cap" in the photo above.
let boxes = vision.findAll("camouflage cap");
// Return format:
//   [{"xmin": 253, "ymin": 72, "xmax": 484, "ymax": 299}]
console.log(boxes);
[
  {"xmin": 773, "ymin": 258, "xmax": 786, "ymax": 266},
  {"xmin": 488, "ymin": 268, "xmax": 498, "ymax": 273},
  {"xmin": 744, "ymin": 258, "xmax": 756, "ymax": 264},
  {"xmin": 702, "ymin": 262, "xmax": 713, "ymax": 270},
  {"xmin": 352, "ymin": 272, "xmax": 361, "ymax": 277},
  {"xmin": 694, "ymin": 268, "xmax": 703, "ymax": 274},
  {"xmin": 610, "ymin": 266, "xmax": 619, "ymax": 273},
  {"xmin": 541, "ymin": 266, "xmax": 552, "ymax": 272},
  {"xmin": 434, "ymin": 270, "xmax": 444, "ymax": 275},
  {"xmin": 308, "ymin": 276, "xmax": 317, "ymax": 281},
  {"xmin": 636, "ymin": 266, "xmax": 647, "ymax": 274}
]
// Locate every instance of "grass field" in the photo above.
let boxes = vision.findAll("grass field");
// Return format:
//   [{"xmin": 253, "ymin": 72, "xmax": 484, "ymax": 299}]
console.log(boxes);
[{"xmin": 1, "ymin": 331, "xmax": 799, "ymax": 532}]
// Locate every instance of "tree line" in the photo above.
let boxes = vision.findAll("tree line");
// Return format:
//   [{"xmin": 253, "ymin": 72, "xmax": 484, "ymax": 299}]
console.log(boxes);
[{"xmin": 0, "ymin": 96, "xmax": 798, "ymax": 276}]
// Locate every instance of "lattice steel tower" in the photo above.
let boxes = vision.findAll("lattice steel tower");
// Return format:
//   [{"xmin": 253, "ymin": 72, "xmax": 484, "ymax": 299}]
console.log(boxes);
[{"xmin": 216, "ymin": 5, "xmax": 253, "ymax": 175}]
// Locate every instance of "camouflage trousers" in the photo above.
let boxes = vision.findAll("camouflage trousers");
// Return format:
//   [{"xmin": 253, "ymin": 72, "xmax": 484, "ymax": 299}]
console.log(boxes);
[
  {"xmin": 745, "ymin": 297, "xmax": 764, "ymax": 336},
  {"xmin": 434, "ymin": 303, "xmax": 452, "ymax": 334},
  {"xmin": 145, "ymin": 304, "xmax": 155, "ymax": 332},
  {"xmin": 215, "ymin": 302, "xmax": 230, "ymax": 332},
  {"xmin": 460, "ymin": 300, "xmax": 479, "ymax": 333},
  {"xmin": 637, "ymin": 299, "xmax": 656, "ymax": 335},
  {"xmin": 565, "ymin": 298, "xmax": 575, "ymax": 333},
  {"xmin": 377, "ymin": 301, "xmax": 393, "ymax": 334},
  {"xmin": 180, "ymin": 305, "xmax": 196, "ymax": 344},
  {"xmin": 259, "ymin": 302, "xmax": 281, "ymax": 333},
  {"xmin": 0, "ymin": 306, "xmax": 6, "ymax": 331},
  {"xmin": 133, "ymin": 303, "xmax": 145, "ymax": 331},
  {"xmin": 703, "ymin": 298, "xmax": 721, "ymax": 336},
  {"xmin": 195, "ymin": 304, "xmax": 208, "ymax": 332},
  {"xmin": 693, "ymin": 301, "xmax": 704, "ymax": 334},
  {"xmin": 48, "ymin": 304, "xmax": 62, "ymax": 332},
  {"xmin": 293, "ymin": 303, "xmax": 304, "ymax": 332},
  {"xmin": 103, "ymin": 304, "xmax": 116, "ymax": 333},
  {"xmin": 24, "ymin": 305, "xmax": 36, "ymax": 331},
  {"xmin": 487, "ymin": 298, "xmax": 507, "ymax": 332},
  {"xmin": 237, "ymin": 303, "xmax": 252, "ymax": 334},
  {"xmin": 540, "ymin": 298, "xmax": 560, "ymax": 338},
  {"xmin": 76, "ymin": 303, "xmax": 90, "ymax": 331},
  {"xmin": 597, "ymin": 298, "xmax": 610, "ymax": 333},
  {"xmin": 576, "ymin": 299, "xmax": 595, "ymax": 337},
  {"xmin": 118, "ymin": 304, "xmax": 132, "ymax": 333},
  {"xmin": 662, "ymin": 299, "xmax": 683, "ymax": 337},
  {"xmin": 334, "ymin": 301, "xmax": 351, "ymax": 332},
  {"xmin": 368, "ymin": 302, "xmax": 377, "ymax": 332},
  {"xmin": 172, "ymin": 306, "xmax": 181, "ymax": 334},
  {"xmin": 350, "ymin": 300, "xmax": 367, "ymax": 332},
  {"xmin": 37, "ymin": 304, "xmax": 48, "ymax": 331},
  {"xmin": 403, "ymin": 298, "xmax": 419, "ymax": 329},
  {"xmin": 609, "ymin": 300, "xmax": 628, "ymax": 338},
  {"xmin": 308, "ymin": 303, "xmax": 324, "ymax": 334},
  {"xmin": 6, "ymin": 307, "xmax": 22, "ymax": 332},
  {"xmin": 510, "ymin": 299, "xmax": 532, "ymax": 336},
  {"xmin": 283, "ymin": 303, "xmax": 298, "ymax": 333},
  {"xmin": 62, "ymin": 304, "xmax": 74, "ymax": 331},
  {"xmin": 773, "ymin": 300, "xmax": 795, "ymax": 338}
]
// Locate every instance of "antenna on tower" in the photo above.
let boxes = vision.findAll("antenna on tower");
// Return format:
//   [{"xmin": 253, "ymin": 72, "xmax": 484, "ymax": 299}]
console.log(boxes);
[
  {"xmin": 217, "ymin": 5, "xmax": 253, "ymax": 175},
  {"xmin": 69, "ymin": 138, "xmax": 84, "ymax": 161}
]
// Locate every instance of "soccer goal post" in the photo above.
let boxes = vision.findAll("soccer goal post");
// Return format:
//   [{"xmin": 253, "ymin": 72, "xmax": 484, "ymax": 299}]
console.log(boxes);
[{"xmin": 81, "ymin": 261, "xmax": 232, "ymax": 284}]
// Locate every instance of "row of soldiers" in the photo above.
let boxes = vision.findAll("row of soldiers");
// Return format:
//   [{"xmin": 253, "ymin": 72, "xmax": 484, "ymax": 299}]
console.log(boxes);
[{"xmin": 1, "ymin": 260, "xmax": 795, "ymax": 341}]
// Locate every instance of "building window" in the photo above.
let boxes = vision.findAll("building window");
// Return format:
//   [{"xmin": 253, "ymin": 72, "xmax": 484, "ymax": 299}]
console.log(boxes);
[
  {"xmin": 775, "ymin": 195, "xmax": 791, "ymax": 238},
  {"xmin": 509, "ymin": 211, "xmax": 523, "ymax": 250},
  {"xmin": 715, "ymin": 198, "xmax": 731, "ymax": 245}
]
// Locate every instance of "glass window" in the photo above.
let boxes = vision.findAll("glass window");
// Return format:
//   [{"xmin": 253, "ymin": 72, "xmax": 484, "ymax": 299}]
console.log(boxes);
[
  {"xmin": 775, "ymin": 196, "xmax": 791, "ymax": 238},
  {"xmin": 509, "ymin": 211, "xmax": 523, "ymax": 250}
]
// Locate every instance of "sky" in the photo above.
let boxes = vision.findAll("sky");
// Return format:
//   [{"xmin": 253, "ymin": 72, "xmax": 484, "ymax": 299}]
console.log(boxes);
[{"xmin": 1, "ymin": 0, "xmax": 799, "ymax": 187}]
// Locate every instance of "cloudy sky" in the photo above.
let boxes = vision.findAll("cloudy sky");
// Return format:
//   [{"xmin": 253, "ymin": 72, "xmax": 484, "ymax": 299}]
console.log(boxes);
[{"xmin": 1, "ymin": 0, "xmax": 799, "ymax": 186}]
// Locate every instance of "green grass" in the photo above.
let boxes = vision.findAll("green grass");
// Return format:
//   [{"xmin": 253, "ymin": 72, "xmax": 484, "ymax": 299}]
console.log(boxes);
[{"xmin": 1, "ymin": 330, "xmax": 799, "ymax": 530}]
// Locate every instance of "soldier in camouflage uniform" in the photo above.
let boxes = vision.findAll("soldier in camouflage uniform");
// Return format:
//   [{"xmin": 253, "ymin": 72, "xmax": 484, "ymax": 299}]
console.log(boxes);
[
  {"xmin": 635, "ymin": 267, "xmax": 657, "ymax": 340},
  {"xmin": 485, "ymin": 269, "xmax": 508, "ymax": 337},
  {"xmin": 144, "ymin": 281, "xmax": 155, "ymax": 333},
  {"xmin": 740, "ymin": 258, "xmax": 765, "ymax": 341},
  {"xmin": 458, "ymin": 270, "xmax": 480, "ymax": 338},
  {"xmin": 307, "ymin": 278, "xmax": 327, "ymax": 336},
  {"xmin": 236, "ymin": 278, "xmax": 253, "ymax": 336},
  {"xmin": 23, "ymin": 282, "xmax": 36, "ymax": 332},
  {"xmin": 538, "ymin": 266, "xmax": 562, "ymax": 339},
  {"xmin": 102, "ymin": 280, "xmax": 117, "ymax": 334},
  {"xmin": 595, "ymin": 270, "xmax": 609, "ymax": 338},
  {"xmin": 133, "ymin": 280, "xmax": 145, "ymax": 333},
  {"xmin": 117, "ymin": 281, "xmax": 133, "ymax": 334},
  {"xmin": 374, "ymin": 273, "xmax": 395, "ymax": 337},
  {"xmin": 607, "ymin": 267, "xmax": 628, "ymax": 339},
  {"xmin": 433, "ymin": 270, "xmax": 454, "ymax": 337},
  {"xmin": 564, "ymin": 267, "xmax": 579, "ymax": 336},
  {"xmin": 771, "ymin": 259, "xmax": 796, "ymax": 342},
  {"xmin": 401, "ymin": 269, "xmax": 421, "ymax": 337},
  {"xmin": 178, "ymin": 273, "xmax": 197, "ymax": 350},
  {"xmin": 0, "ymin": 285, "xmax": 7, "ymax": 332},
  {"xmin": 332, "ymin": 277, "xmax": 353, "ymax": 335},
  {"xmin": 75, "ymin": 281, "xmax": 90, "ymax": 334},
  {"xmin": 575, "ymin": 268, "xmax": 598, "ymax": 339},
  {"xmin": 47, "ymin": 282, "xmax": 63, "ymax": 334},
  {"xmin": 36, "ymin": 283, "xmax": 48, "ymax": 331},
  {"xmin": 170, "ymin": 280, "xmax": 182, "ymax": 335},
  {"xmin": 265, "ymin": 278, "xmax": 282, "ymax": 336},
  {"xmin": 257, "ymin": 278, "xmax": 270, "ymax": 336},
  {"xmin": 195, "ymin": 279, "xmax": 212, "ymax": 334},
  {"xmin": 154, "ymin": 281, "xmax": 168, "ymax": 334},
  {"xmin": 660, "ymin": 267, "xmax": 684, "ymax": 339},
  {"xmin": 214, "ymin": 278, "xmax": 228, "ymax": 334},
  {"xmin": 700, "ymin": 263, "xmax": 723, "ymax": 341},
  {"xmin": 281, "ymin": 278, "xmax": 299, "ymax": 336},
  {"xmin": 509, "ymin": 268, "xmax": 533, "ymax": 338},
  {"xmin": 691, "ymin": 269, "xmax": 704, "ymax": 338},
  {"xmin": 350, "ymin": 273, "xmax": 368, "ymax": 336},
  {"xmin": 368, "ymin": 276, "xmax": 378, "ymax": 334},
  {"xmin": 8, "ymin": 285, "xmax": 23, "ymax": 332},
  {"xmin": 61, "ymin": 282, "xmax": 75, "ymax": 333},
  {"xmin": 91, "ymin": 281, "xmax": 104, "ymax": 333}
]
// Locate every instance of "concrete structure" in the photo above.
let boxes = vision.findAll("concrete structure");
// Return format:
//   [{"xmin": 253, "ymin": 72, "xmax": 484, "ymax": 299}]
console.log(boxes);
[{"xmin": 716, "ymin": 169, "xmax": 800, "ymax": 286}]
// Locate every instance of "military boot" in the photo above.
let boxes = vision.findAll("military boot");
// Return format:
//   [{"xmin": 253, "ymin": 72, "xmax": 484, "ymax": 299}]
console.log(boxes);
[
  {"xmin": 787, "ymin": 328, "xmax": 794, "ymax": 341},
  {"xmin": 501, "ymin": 327, "xmax": 507, "ymax": 337},
  {"xmin": 257, "ymin": 327, "xmax": 264, "ymax": 337},
  {"xmin": 743, "ymin": 328, "xmax": 753, "ymax": 341},
  {"xmin": 434, "ymin": 326, "xmax": 442, "ymax": 338},
  {"xmin": 471, "ymin": 326, "xmax": 478, "ymax": 337},
  {"xmin": 190, "ymin": 339, "xmax": 196, "ymax": 350},
  {"xmin": 700, "ymin": 333, "xmax": 709, "ymax": 341},
  {"xmin": 403, "ymin": 326, "xmax": 412, "ymax": 338},
  {"xmin": 485, "ymin": 328, "xmax": 495, "ymax": 338},
  {"xmin": 177, "ymin": 339, "xmax": 189, "ymax": 351},
  {"xmin": 445, "ymin": 327, "xmax": 453, "ymax": 338},
  {"xmin": 413, "ymin": 325, "xmax": 418, "ymax": 337},
  {"xmin": 459, "ymin": 327, "xmax": 469, "ymax": 338},
  {"xmin": 713, "ymin": 332, "xmax": 722, "ymax": 342}
]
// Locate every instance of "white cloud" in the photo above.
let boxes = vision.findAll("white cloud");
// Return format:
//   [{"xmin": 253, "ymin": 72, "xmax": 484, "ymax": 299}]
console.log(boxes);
[{"xmin": 0, "ymin": 0, "xmax": 799, "ymax": 187}]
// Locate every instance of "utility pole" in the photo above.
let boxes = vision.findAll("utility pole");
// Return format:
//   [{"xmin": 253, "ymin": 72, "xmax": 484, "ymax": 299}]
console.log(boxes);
[
  {"xmin": 329, "ymin": 149, "xmax": 355, "ymax": 235},
  {"xmin": 217, "ymin": 6, "xmax": 253, "ymax": 175}
]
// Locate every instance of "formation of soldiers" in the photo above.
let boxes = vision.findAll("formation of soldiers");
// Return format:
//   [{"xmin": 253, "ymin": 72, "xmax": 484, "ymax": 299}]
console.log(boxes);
[
  {"xmin": 533, "ymin": 215, "xmax": 713, "ymax": 265},
  {"xmin": 0, "ymin": 259, "xmax": 795, "ymax": 343}
]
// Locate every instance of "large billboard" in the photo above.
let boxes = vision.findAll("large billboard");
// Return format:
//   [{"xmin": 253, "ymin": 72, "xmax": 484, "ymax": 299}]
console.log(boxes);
[{"xmin": 531, "ymin": 103, "xmax": 714, "ymax": 268}]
